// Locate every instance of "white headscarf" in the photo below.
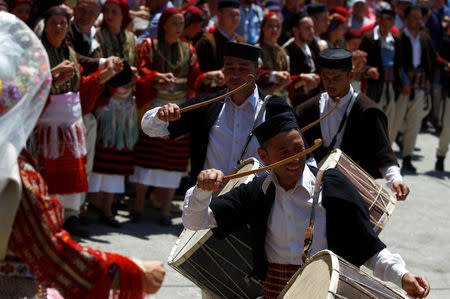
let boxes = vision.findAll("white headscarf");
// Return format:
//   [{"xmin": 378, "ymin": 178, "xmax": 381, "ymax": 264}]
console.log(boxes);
[{"xmin": 0, "ymin": 12, "xmax": 51, "ymax": 260}]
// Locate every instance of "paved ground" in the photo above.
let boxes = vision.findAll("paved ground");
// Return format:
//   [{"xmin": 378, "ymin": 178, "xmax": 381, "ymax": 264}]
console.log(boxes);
[{"xmin": 76, "ymin": 130, "xmax": 450, "ymax": 299}]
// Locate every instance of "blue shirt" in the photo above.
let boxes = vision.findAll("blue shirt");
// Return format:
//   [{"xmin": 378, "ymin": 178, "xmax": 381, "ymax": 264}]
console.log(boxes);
[
  {"xmin": 138, "ymin": 1, "xmax": 174, "ymax": 41},
  {"xmin": 236, "ymin": 4, "xmax": 264, "ymax": 44}
]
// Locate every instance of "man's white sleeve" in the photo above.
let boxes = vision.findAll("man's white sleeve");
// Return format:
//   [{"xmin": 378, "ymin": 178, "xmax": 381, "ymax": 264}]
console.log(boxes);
[
  {"xmin": 381, "ymin": 164, "xmax": 403, "ymax": 190},
  {"xmin": 364, "ymin": 248, "xmax": 408, "ymax": 288},
  {"xmin": 182, "ymin": 186, "xmax": 218, "ymax": 230},
  {"xmin": 141, "ymin": 107, "xmax": 170, "ymax": 137}
]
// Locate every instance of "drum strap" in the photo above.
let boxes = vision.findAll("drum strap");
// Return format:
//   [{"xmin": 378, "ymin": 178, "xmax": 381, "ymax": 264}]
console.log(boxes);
[
  {"xmin": 237, "ymin": 95, "xmax": 272, "ymax": 165},
  {"xmin": 302, "ymin": 168, "xmax": 324, "ymax": 263},
  {"xmin": 324, "ymin": 92, "xmax": 358, "ymax": 151}
]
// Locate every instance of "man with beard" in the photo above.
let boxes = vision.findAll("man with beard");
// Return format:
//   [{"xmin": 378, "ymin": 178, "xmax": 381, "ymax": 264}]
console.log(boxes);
[
  {"xmin": 283, "ymin": 12, "xmax": 321, "ymax": 106},
  {"xmin": 307, "ymin": 3, "xmax": 329, "ymax": 51}
]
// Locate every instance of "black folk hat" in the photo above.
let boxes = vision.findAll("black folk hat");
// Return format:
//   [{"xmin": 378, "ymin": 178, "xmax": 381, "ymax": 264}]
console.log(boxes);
[
  {"xmin": 224, "ymin": 42, "xmax": 261, "ymax": 63},
  {"xmin": 253, "ymin": 112, "xmax": 300, "ymax": 146},
  {"xmin": 318, "ymin": 48, "xmax": 353, "ymax": 72}
]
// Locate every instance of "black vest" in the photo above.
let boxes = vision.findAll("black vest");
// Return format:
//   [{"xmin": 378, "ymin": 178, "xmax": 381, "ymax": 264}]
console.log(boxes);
[{"xmin": 209, "ymin": 166, "xmax": 386, "ymax": 280}]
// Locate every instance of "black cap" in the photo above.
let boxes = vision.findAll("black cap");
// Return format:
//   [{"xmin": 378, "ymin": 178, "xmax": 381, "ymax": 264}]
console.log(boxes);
[
  {"xmin": 319, "ymin": 48, "xmax": 353, "ymax": 72},
  {"xmin": 218, "ymin": 0, "xmax": 240, "ymax": 9},
  {"xmin": 224, "ymin": 42, "xmax": 261, "ymax": 62},
  {"xmin": 307, "ymin": 3, "xmax": 328, "ymax": 16},
  {"xmin": 254, "ymin": 112, "xmax": 299, "ymax": 145},
  {"xmin": 107, "ymin": 60, "xmax": 133, "ymax": 87},
  {"xmin": 288, "ymin": 11, "xmax": 309, "ymax": 30},
  {"xmin": 380, "ymin": 8, "xmax": 396, "ymax": 18}
]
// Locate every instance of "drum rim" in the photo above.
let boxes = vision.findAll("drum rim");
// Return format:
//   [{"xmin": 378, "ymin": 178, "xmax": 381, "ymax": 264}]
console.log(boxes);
[
  {"xmin": 318, "ymin": 149, "xmax": 397, "ymax": 234},
  {"xmin": 168, "ymin": 228, "xmax": 213, "ymax": 266}
]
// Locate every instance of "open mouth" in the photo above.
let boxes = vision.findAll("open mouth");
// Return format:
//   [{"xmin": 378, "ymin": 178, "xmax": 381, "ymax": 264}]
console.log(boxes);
[{"xmin": 286, "ymin": 165, "xmax": 300, "ymax": 171}]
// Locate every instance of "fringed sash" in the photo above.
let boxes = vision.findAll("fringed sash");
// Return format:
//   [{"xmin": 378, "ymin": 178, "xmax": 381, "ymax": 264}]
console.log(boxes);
[{"xmin": 34, "ymin": 92, "xmax": 87, "ymax": 159}]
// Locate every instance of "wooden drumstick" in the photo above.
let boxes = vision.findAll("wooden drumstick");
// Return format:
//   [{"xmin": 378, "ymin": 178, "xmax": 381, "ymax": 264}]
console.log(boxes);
[
  {"xmin": 180, "ymin": 74, "xmax": 255, "ymax": 113},
  {"xmin": 223, "ymin": 139, "xmax": 322, "ymax": 181},
  {"xmin": 300, "ymin": 97, "xmax": 340, "ymax": 133}
]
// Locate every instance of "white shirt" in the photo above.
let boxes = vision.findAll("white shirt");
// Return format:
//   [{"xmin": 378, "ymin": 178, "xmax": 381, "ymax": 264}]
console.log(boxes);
[
  {"xmin": 141, "ymin": 87, "xmax": 265, "ymax": 175},
  {"xmin": 404, "ymin": 28, "xmax": 422, "ymax": 68},
  {"xmin": 373, "ymin": 25, "xmax": 395, "ymax": 44},
  {"xmin": 319, "ymin": 87, "xmax": 403, "ymax": 188},
  {"xmin": 72, "ymin": 22, "xmax": 105, "ymax": 66},
  {"xmin": 263, "ymin": 167, "xmax": 327, "ymax": 264},
  {"xmin": 182, "ymin": 167, "xmax": 408, "ymax": 288}
]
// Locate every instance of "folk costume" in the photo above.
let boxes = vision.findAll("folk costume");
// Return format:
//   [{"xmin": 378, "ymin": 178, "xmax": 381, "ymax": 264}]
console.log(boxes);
[
  {"xmin": 0, "ymin": 12, "xmax": 146, "ymax": 298},
  {"xmin": 66, "ymin": 17, "xmax": 105, "ymax": 209},
  {"xmin": 435, "ymin": 33, "xmax": 450, "ymax": 170},
  {"xmin": 294, "ymin": 49, "xmax": 402, "ymax": 186},
  {"xmin": 359, "ymin": 12, "xmax": 399, "ymax": 142},
  {"xmin": 256, "ymin": 12, "xmax": 290, "ymax": 99},
  {"xmin": 182, "ymin": 113, "xmax": 408, "ymax": 298},
  {"xmin": 33, "ymin": 7, "xmax": 104, "ymax": 219},
  {"xmin": 391, "ymin": 24, "xmax": 437, "ymax": 171},
  {"xmin": 194, "ymin": 0, "xmax": 246, "ymax": 93},
  {"xmin": 282, "ymin": 12, "xmax": 321, "ymax": 106},
  {"xmin": 141, "ymin": 42, "xmax": 292, "ymax": 186},
  {"xmin": 89, "ymin": 0, "xmax": 138, "ymax": 194},
  {"xmin": 132, "ymin": 7, "xmax": 204, "ymax": 189}
]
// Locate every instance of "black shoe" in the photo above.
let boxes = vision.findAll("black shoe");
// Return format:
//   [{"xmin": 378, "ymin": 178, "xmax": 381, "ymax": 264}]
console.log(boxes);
[
  {"xmin": 435, "ymin": 156, "xmax": 445, "ymax": 172},
  {"xmin": 402, "ymin": 156, "xmax": 417, "ymax": 173},
  {"xmin": 130, "ymin": 211, "xmax": 142, "ymax": 223},
  {"xmin": 101, "ymin": 215, "xmax": 121, "ymax": 228},
  {"xmin": 79, "ymin": 214, "xmax": 89, "ymax": 226},
  {"xmin": 159, "ymin": 217, "xmax": 172, "ymax": 226},
  {"xmin": 63, "ymin": 216, "xmax": 90, "ymax": 238}
]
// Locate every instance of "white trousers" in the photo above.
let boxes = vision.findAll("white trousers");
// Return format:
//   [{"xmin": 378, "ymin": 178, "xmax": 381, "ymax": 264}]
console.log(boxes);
[
  {"xmin": 391, "ymin": 89, "xmax": 425, "ymax": 157},
  {"xmin": 437, "ymin": 95, "xmax": 450, "ymax": 157}
]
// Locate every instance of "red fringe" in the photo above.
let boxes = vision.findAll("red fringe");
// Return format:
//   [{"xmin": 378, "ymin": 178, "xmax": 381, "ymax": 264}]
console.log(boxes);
[{"xmin": 86, "ymin": 253, "xmax": 145, "ymax": 299}]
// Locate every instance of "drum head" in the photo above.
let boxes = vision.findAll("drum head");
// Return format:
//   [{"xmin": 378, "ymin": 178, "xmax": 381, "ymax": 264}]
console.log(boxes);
[
  {"xmin": 218, "ymin": 157, "xmax": 262, "ymax": 195},
  {"xmin": 280, "ymin": 250, "xmax": 339, "ymax": 299},
  {"xmin": 168, "ymin": 228, "xmax": 212, "ymax": 266}
]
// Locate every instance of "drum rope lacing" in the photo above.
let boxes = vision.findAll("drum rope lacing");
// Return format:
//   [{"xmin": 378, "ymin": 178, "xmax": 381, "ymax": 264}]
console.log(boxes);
[
  {"xmin": 332, "ymin": 157, "xmax": 393, "ymax": 229},
  {"xmin": 327, "ymin": 259, "xmax": 406, "ymax": 299}
]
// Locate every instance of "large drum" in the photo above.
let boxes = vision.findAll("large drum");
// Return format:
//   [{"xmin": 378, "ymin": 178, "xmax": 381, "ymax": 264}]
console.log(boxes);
[
  {"xmin": 279, "ymin": 250, "xmax": 406, "ymax": 299},
  {"xmin": 319, "ymin": 149, "xmax": 396, "ymax": 234},
  {"xmin": 168, "ymin": 158, "xmax": 264, "ymax": 299}
]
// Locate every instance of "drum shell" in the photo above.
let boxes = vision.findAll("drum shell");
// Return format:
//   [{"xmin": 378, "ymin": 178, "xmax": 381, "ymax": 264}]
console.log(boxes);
[
  {"xmin": 319, "ymin": 149, "xmax": 396, "ymax": 234},
  {"xmin": 168, "ymin": 158, "xmax": 264, "ymax": 298},
  {"xmin": 279, "ymin": 250, "xmax": 406, "ymax": 299}
]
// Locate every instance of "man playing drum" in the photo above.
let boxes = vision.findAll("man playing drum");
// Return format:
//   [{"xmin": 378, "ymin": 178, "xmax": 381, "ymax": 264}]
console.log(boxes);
[
  {"xmin": 141, "ymin": 42, "xmax": 292, "ymax": 188},
  {"xmin": 294, "ymin": 48, "xmax": 410, "ymax": 201},
  {"xmin": 182, "ymin": 112, "xmax": 430, "ymax": 299}
]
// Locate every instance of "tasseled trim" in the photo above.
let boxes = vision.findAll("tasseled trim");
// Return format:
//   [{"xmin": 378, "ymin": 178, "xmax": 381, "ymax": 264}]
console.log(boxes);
[
  {"xmin": 95, "ymin": 97, "xmax": 138, "ymax": 150},
  {"xmin": 33, "ymin": 92, "xmax": 87, "ymax": 159},
  {"xmin": 34, "ymin": 117, "xmax": 87, "ymax": 160},
  {"xmin": 86, "ymin": 253, "xmax": 145, "ymax": 299}
]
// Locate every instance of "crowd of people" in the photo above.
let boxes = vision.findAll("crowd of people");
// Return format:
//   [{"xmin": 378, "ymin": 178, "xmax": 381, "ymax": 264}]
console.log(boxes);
[
  {"xmin": 0, "ymin": 0, "xmax": 447, "ymax": 236},
  {"xmin": 1, "ymin": 0, "xmax": 447, "ymax": 297}
]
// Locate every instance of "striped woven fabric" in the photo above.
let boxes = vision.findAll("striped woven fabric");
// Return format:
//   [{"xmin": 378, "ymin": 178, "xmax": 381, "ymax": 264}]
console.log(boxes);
[
  {"xmin": 134, "ymin": 130, "xmax": 190, "ymax": 172},
  {"xmin": 37, "ymin": 149, "xmax": 87, "ymax": 195},
  {"xmin": 92, "ymin": 145, "xmax": 134, "ymax": 176},
  {"xmin": 263, "ymin": 263, "xmax": 300, "ymax": 299}
]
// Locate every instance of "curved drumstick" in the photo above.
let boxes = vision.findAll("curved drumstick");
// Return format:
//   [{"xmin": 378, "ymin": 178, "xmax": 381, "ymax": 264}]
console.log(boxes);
[
  {"xmin": 223, "ymin": 139, "xmax": 322, "ymax": 181},
  {"xmin": 300, "ymin": 97, "xmax": 340, "ymax": 133},
  {"xmin": 180, "ymin": 75, "xmax": 255, "ymax": 113}
]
